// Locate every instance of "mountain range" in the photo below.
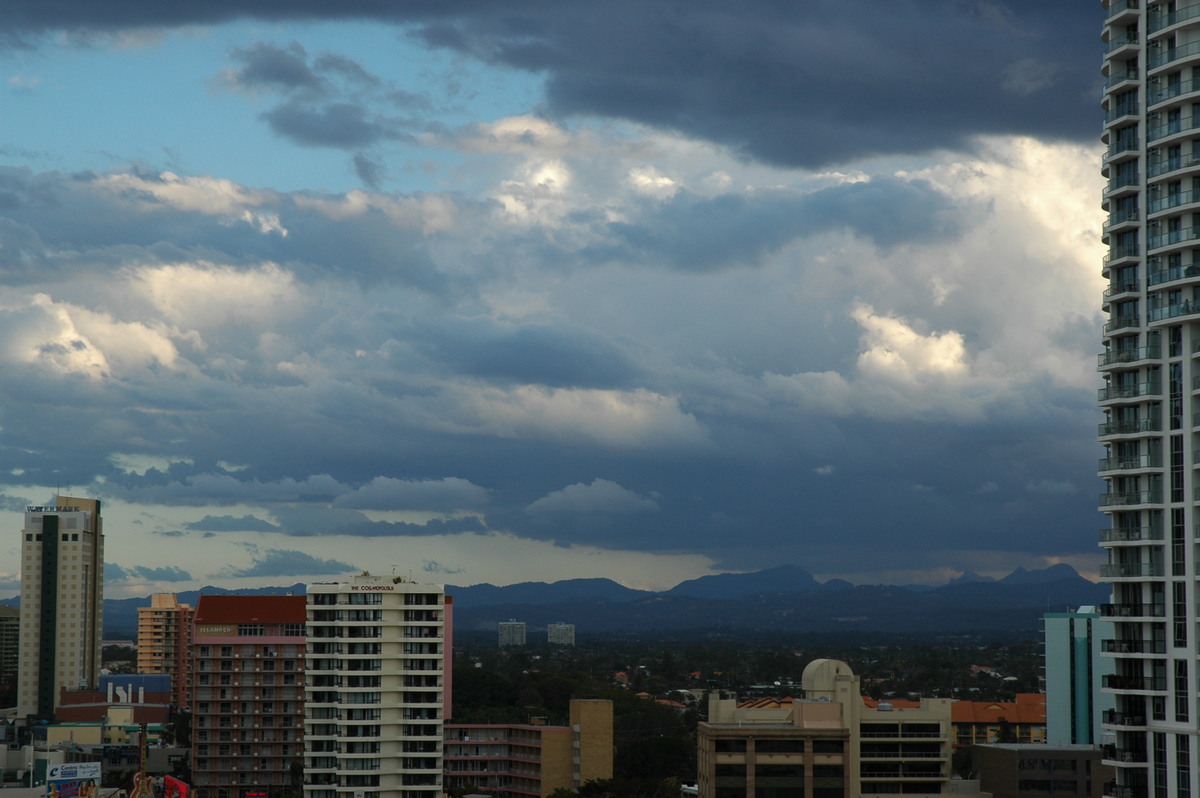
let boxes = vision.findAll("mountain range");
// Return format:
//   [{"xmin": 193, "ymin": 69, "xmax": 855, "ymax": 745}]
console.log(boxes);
[{"xmin": 1, "ymin": 563, "xmax": 1109, "ymax": 637}]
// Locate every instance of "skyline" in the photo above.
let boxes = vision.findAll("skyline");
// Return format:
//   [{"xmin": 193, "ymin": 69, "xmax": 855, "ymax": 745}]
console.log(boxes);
[{"xmin": 0, "ymin": 2, "xmax": 1108, "ymax": 598}]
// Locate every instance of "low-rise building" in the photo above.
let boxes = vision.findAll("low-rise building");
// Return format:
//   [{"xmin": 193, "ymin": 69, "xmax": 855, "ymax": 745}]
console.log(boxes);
[
  {"xmin": 699, "ymin": 659, "xmax": 961, "ymax": 798},
  {"xmin": 444, "ymin": 699, "xmax": 613, "ymax": 797},
  {"xmin": 952, "ymin": 694, "xmax": 1046, "ymax": 746},
  {"xmin": 971, "ymin": 743, "xmax": 1112, "ymax": 798}
]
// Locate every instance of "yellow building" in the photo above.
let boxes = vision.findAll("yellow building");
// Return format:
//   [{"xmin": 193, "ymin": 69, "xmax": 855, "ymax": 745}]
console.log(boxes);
[
  {"xmin": 699, "ymin": 659, "xmax": 965, "ymax": 798},
  {"xmin": 444, "ymin": 699, "xmax": 613, "ymax": 797}
]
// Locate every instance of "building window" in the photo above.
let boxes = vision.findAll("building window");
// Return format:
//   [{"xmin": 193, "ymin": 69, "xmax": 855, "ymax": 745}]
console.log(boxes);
[{"xmin": 238, "ymin": 624, "xmax": 264, "ymax": 636}]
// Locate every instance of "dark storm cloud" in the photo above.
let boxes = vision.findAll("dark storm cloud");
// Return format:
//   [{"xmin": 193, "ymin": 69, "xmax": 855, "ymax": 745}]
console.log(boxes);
[
  {"xmin": 413, "ymin": 318, "xmax": 642, "ymax": 388},
  {"xmin": 131, "ymin": 565, "xmax": 193, "ymax": 581},
  {"xmin": 263, "ymin": 100, "xmax": 400, "ymax": 149},
  {"xmin": 0, "ymin": 1, "xmax": 1100, "ymax": 168},
  {"xmin": 229, "ymin": 41, "xmax": 321, "ymax": 91}
]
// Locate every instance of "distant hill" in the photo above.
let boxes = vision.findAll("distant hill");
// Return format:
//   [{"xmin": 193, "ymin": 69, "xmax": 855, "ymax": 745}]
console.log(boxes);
[{"xmin": 2, "ymin": 565, "xmax": 1109, "ymax": 639}]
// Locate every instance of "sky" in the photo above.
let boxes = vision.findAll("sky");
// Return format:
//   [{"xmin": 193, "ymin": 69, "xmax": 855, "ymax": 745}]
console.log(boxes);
[{"xmin": 0, "ymin": 1, "xmax": 1109, "ymax": 599}]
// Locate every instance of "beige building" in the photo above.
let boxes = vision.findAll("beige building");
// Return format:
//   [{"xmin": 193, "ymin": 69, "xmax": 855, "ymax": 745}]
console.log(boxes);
[
  {"xmin": 304, "ymin": 573, "xmax": 451, "ymax": 798},
  {"xmin": 444, "ymin": 698, "xmax": 613, "ymax": 796},
  {"xmin": 136, "ymin": 593, "xmax": 195, "ymax": 708},
  {"xmin": 699, "ymin": 659, "xmax": 960, "ymax": 798},
  {"xmin": 0, "ymin": 604, "xmax": 18, "ymax": 683},
  {"xmin": 17, "ymin": 496, "xmax": 105, "ymax": 720}
]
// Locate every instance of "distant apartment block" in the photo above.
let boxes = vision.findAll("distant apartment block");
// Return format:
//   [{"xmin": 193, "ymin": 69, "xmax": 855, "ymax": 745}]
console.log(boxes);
[
  {"xmin": 546, "ymin": 622, "xmax": 575, "ymax": 646},
  {"xmin": 1042, "ymin": 606, "xmax": 1114, "ymax": 745},
  {"xmin": 699, "ymin": 659, "xmax": 960, "ymax": 798},
  {"xmin": 498, "ymin": 621, "xmax": 526, "ymax": 647},
  {"xmin": 304, "ymin": 573, "xmax": 451, "ymax": 798},
  {"xmin": 190, "ymin": 595, "xmax": 308, "ymax": 798},
  {"xmin": 952, "ymin": 694, "xmax": 1047, "ymax": 746},
  {"xmin": 137, "ymin": 593, "xmax": 195, "ymax": 708},
  {"xmin": 444, "ymin": 699, "xmax": 613, "ymax": 797},
  {"xmin": 18, "ymin": 496, "xmax": 105, "ymax": 720}
]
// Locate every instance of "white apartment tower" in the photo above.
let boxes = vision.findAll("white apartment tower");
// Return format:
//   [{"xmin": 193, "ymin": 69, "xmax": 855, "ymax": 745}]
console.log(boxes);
[
  {"xmin": 17, "ymin": 496, "xmax": 104, "ymax": 720},
  {"xmin": 304, "ymin": 573, "xmax": 451, "ymax": 798},
  {"xmin": 1099, "ymin": 3, "xmax": 1200, "ymax": 797}
]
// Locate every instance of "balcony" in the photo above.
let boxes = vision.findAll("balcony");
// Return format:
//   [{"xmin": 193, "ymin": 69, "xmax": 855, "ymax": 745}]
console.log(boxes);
[
  {"xmin": 1098, "ymin": 417, "xmax": 1161, "ymax": 436},
  {"xmin": 1100, "ymin": 602, "xmax": 1165, "ymax": 617},
  {"xmin": 1103, "ymin": 315, "xmax": 1140, "ymax": 335},
  {"xmin": 1099, "ymin": 346, "xmax": 1160, "ymax": 368},
  {"xmin": 1098, "ymin": 454, "xmax": 1163, "ymax": 472},
  {"xmin": 1148, "ymin": 76, "xmax": 1200, "ymax": 106},
  {"xmin": 1098, "ymin": 382, "xmax": 1161, "ymax": 402},
  {"xmin": 1099, "ymin": 562, "xmax": 1165, "ymax": 578},
  {"xmin": 1102, "ymin": 710, "xmax": 1147, "ymax": 727},
  {"xmin": 1149, "ymin": 1, "xmax": 1200, "ymax": 32},
  {"xmin": 1098, "ymin": 490, "xmax": 1163, "ymax": 507},
  {"xmin": 1148, "ymin": 189, "xmax": 1200, "ymax": 215},
  {"xmin": 1149, "ymin": 300, "xmax": 1200, "ymax": 322},
  {"xmin": 1100, "ymin": 638, "xmax": 1167, "ymax": 654},
  {"xmin": 1099, "ymin": 526, "xmax": 1163, "ymax": 543},
  {"xmin": 1148, "ymin": 263, "xmax": 1200, "ymax": 286},
  {"xmin": 1104, "ymin": 278, "xmax": 1140, "ymax": 297},
  {"xmin": 1101, "ymin": 744, "xmax": 1148, "ymax": 763},
  {"xmin": 1149, "ymin": 39, "xmax": 1200, "ymax": 70},
  {"xmin": 1147, "ymin": 115, "xmax": 1200, "ymax": 143},
  {"xmin": 1102, "ymin": 674, "xmax": 1167, "ymax": 691},
  {"xmin": 1148, "ymin": 155, "xmax": 1192, "ymax": 178},
  {"xmin": 1148, "ymin": 225, "xmax": 1200, "ymax": 252},
  {"xmin": 1105, "ymin": 781, "xmax": 1149, "ymax": 798},
  {"xmin": 1106, "ymin": 34, "xmax": 1140, "ymax": 55}
]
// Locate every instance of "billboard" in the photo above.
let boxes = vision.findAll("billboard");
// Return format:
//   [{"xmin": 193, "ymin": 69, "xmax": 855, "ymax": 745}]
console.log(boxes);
[
  {"xmin": 165, "ymin": 776, "xmax": 190, "ymax": 798},
  {"xmin": 47, "ymin": 762, "xmax": 101, "ymax": 798}
]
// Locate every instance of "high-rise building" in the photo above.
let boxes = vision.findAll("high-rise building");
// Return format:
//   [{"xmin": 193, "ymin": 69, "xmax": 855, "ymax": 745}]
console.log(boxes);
[
  {"xmin": 547, "ymin": 622, "xmax": 575, "ymax": 646},
  {"xmin": 0, "ymin": 605, "xmax": 18, "ymax": 683},
  {"xmin": 17, "ymin": 496, "xmax": 105, "ymax": 720},
  {"xmin": 498, "ymin": 620, "xmax": 525, "ymax": 647},
  {"xmin": 1098, "ymin": 3, "xmax": 1200, "ymax": 795},
  {"xmin": 137, "ymin": 593, "xmax": 196, "ymax": 708},
  {"xmin": 304, "ymin": 573, "xmax": 451, "ymax": 798},
  {"xmin": 190, "ymin": 595, "xmax": 308, "ymax": 798},
  {"xmin": 1043, "ymin": 607, "xmax": 1114, "ymax": 745}
]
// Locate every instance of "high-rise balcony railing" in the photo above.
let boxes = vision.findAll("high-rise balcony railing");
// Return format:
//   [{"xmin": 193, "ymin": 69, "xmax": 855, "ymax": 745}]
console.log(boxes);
[
  {"xmin": 1099, "ymin": 382, "xmax": 1161, "ymax": 402},
  {"xmin": 1107, "ymin": 0, "xmax": 1139, "ymax": 17},
  {"xmin": 1102, "ymin": 315, "xmax": 1140, "ymax": 334},
  {"xmin": 1147, "ymin": 115, "xmax": 1200, "ymax": 142},
  {"xmin": 1098, "ymin": 454, "xmax": 1163, "ymax": 472},
  {"xmin": 1102, "ymin": 674, "xmax": 1167, "ymax": 691},
  {"xmin": 1149, "ymin": 38, "xmax": 1200, "ymax": 69},
  {"xmin": 1105, "ymin": 781, "xmax": 1150, "ymax": 798},
  {"xmin": 1100, "ymin": 602, "xmax": 1166, "ymax": 617},
  {"xmin": 1099, "ymin": 346, "xmax": 1160, "ymax": 367},
  {"xmin": 1149, "ymin": 76, "xmax": 1200, "ymax": 105},
  {"xmin": 1107, "ymin": 137, "xmax": 1140, "ymax": 159},
  {"xmin": 1107, "ymin": 34, "xmax": 1140, "ymax": 54},
  {"xmin": 1104, "ymin": 278, "xmax": 1140, "ymax": 296},
  {"xmin": 1148, "ymin": 300, "xmax": 1200, "ymax": 322},
  {"xmin": 1098, "ymin": 490, "xmax": 1163, "ymax": 507},
  {"xmin": 1102, "ymin": 710, "xmax": 1148, "ymax": 727},
  {"xmin": 1100, "ymin": 638, "xmax": 1168, "ymax": 654},
  {"xmin": 1148, "ymin": 225, "xmax": 1200, "ymax": 251},
  {"xmin": 1099, "ymin": 562, "xmax": 1165, "ymax": 578},
  {"xmin": 1148, "ymin": 263, "xmax": 1200, "ymax": 285},
  {"xmin": 1105, "ymin": 102, "xmax": 1140, "ymax": 124},
  {"xmin": 1149, "ymin": 1, "xmax": 1200, "ymax": 32},
  {"xmin": 1098, "ymin": 417, "xmax": 1161, "ymax": 436},
  {"xmin": 1102, "ymin": 743, "xmax": 1148, "ymax": 763},
  {"xmin": 1149, "ymin": 189, "xmax": 1200, "ymax": 214}
]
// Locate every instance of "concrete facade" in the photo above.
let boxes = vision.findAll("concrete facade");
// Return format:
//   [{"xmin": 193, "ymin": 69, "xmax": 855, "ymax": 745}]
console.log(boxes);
[
  {"xmin": 137, "ymin": 593, "xmax": 195, "ymax": 709},
  {"xmin": 17, "ymin": 497, "xmax": 105, "ymax": 720}
]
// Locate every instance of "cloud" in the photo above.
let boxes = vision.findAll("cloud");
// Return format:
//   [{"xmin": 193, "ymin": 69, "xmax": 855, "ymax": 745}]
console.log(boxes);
[
  {"xmin": 130, "ymin": 565, "xmax": 193, "ymax": 581},
  {"xmin": 1, "ymin": 2, "xmax": 1097, "ymax": 169},
  {"xmin": 186, "ymin": 514, "xmax": 282, "ymax": 532},
  {"xmin": 334, "ymin": 476, "xmax": 490, "ymax": 511},
  {"xmin": 223, "ymin": 547, "xmax": 358, "ymax": 577},
  {"xmin": 526, "ymin": 478, "xmax": 659, "ymax": 516}
]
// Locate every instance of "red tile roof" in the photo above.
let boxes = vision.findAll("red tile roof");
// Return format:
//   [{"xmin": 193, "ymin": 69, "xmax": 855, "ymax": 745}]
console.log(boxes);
[
  {"xmin": 194, "ymin": 595, "xmax": 307, "ymax": 624},
  {"xmin": 951, "ymin": 694, "xmax": 1045, "ymax": 724}
]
